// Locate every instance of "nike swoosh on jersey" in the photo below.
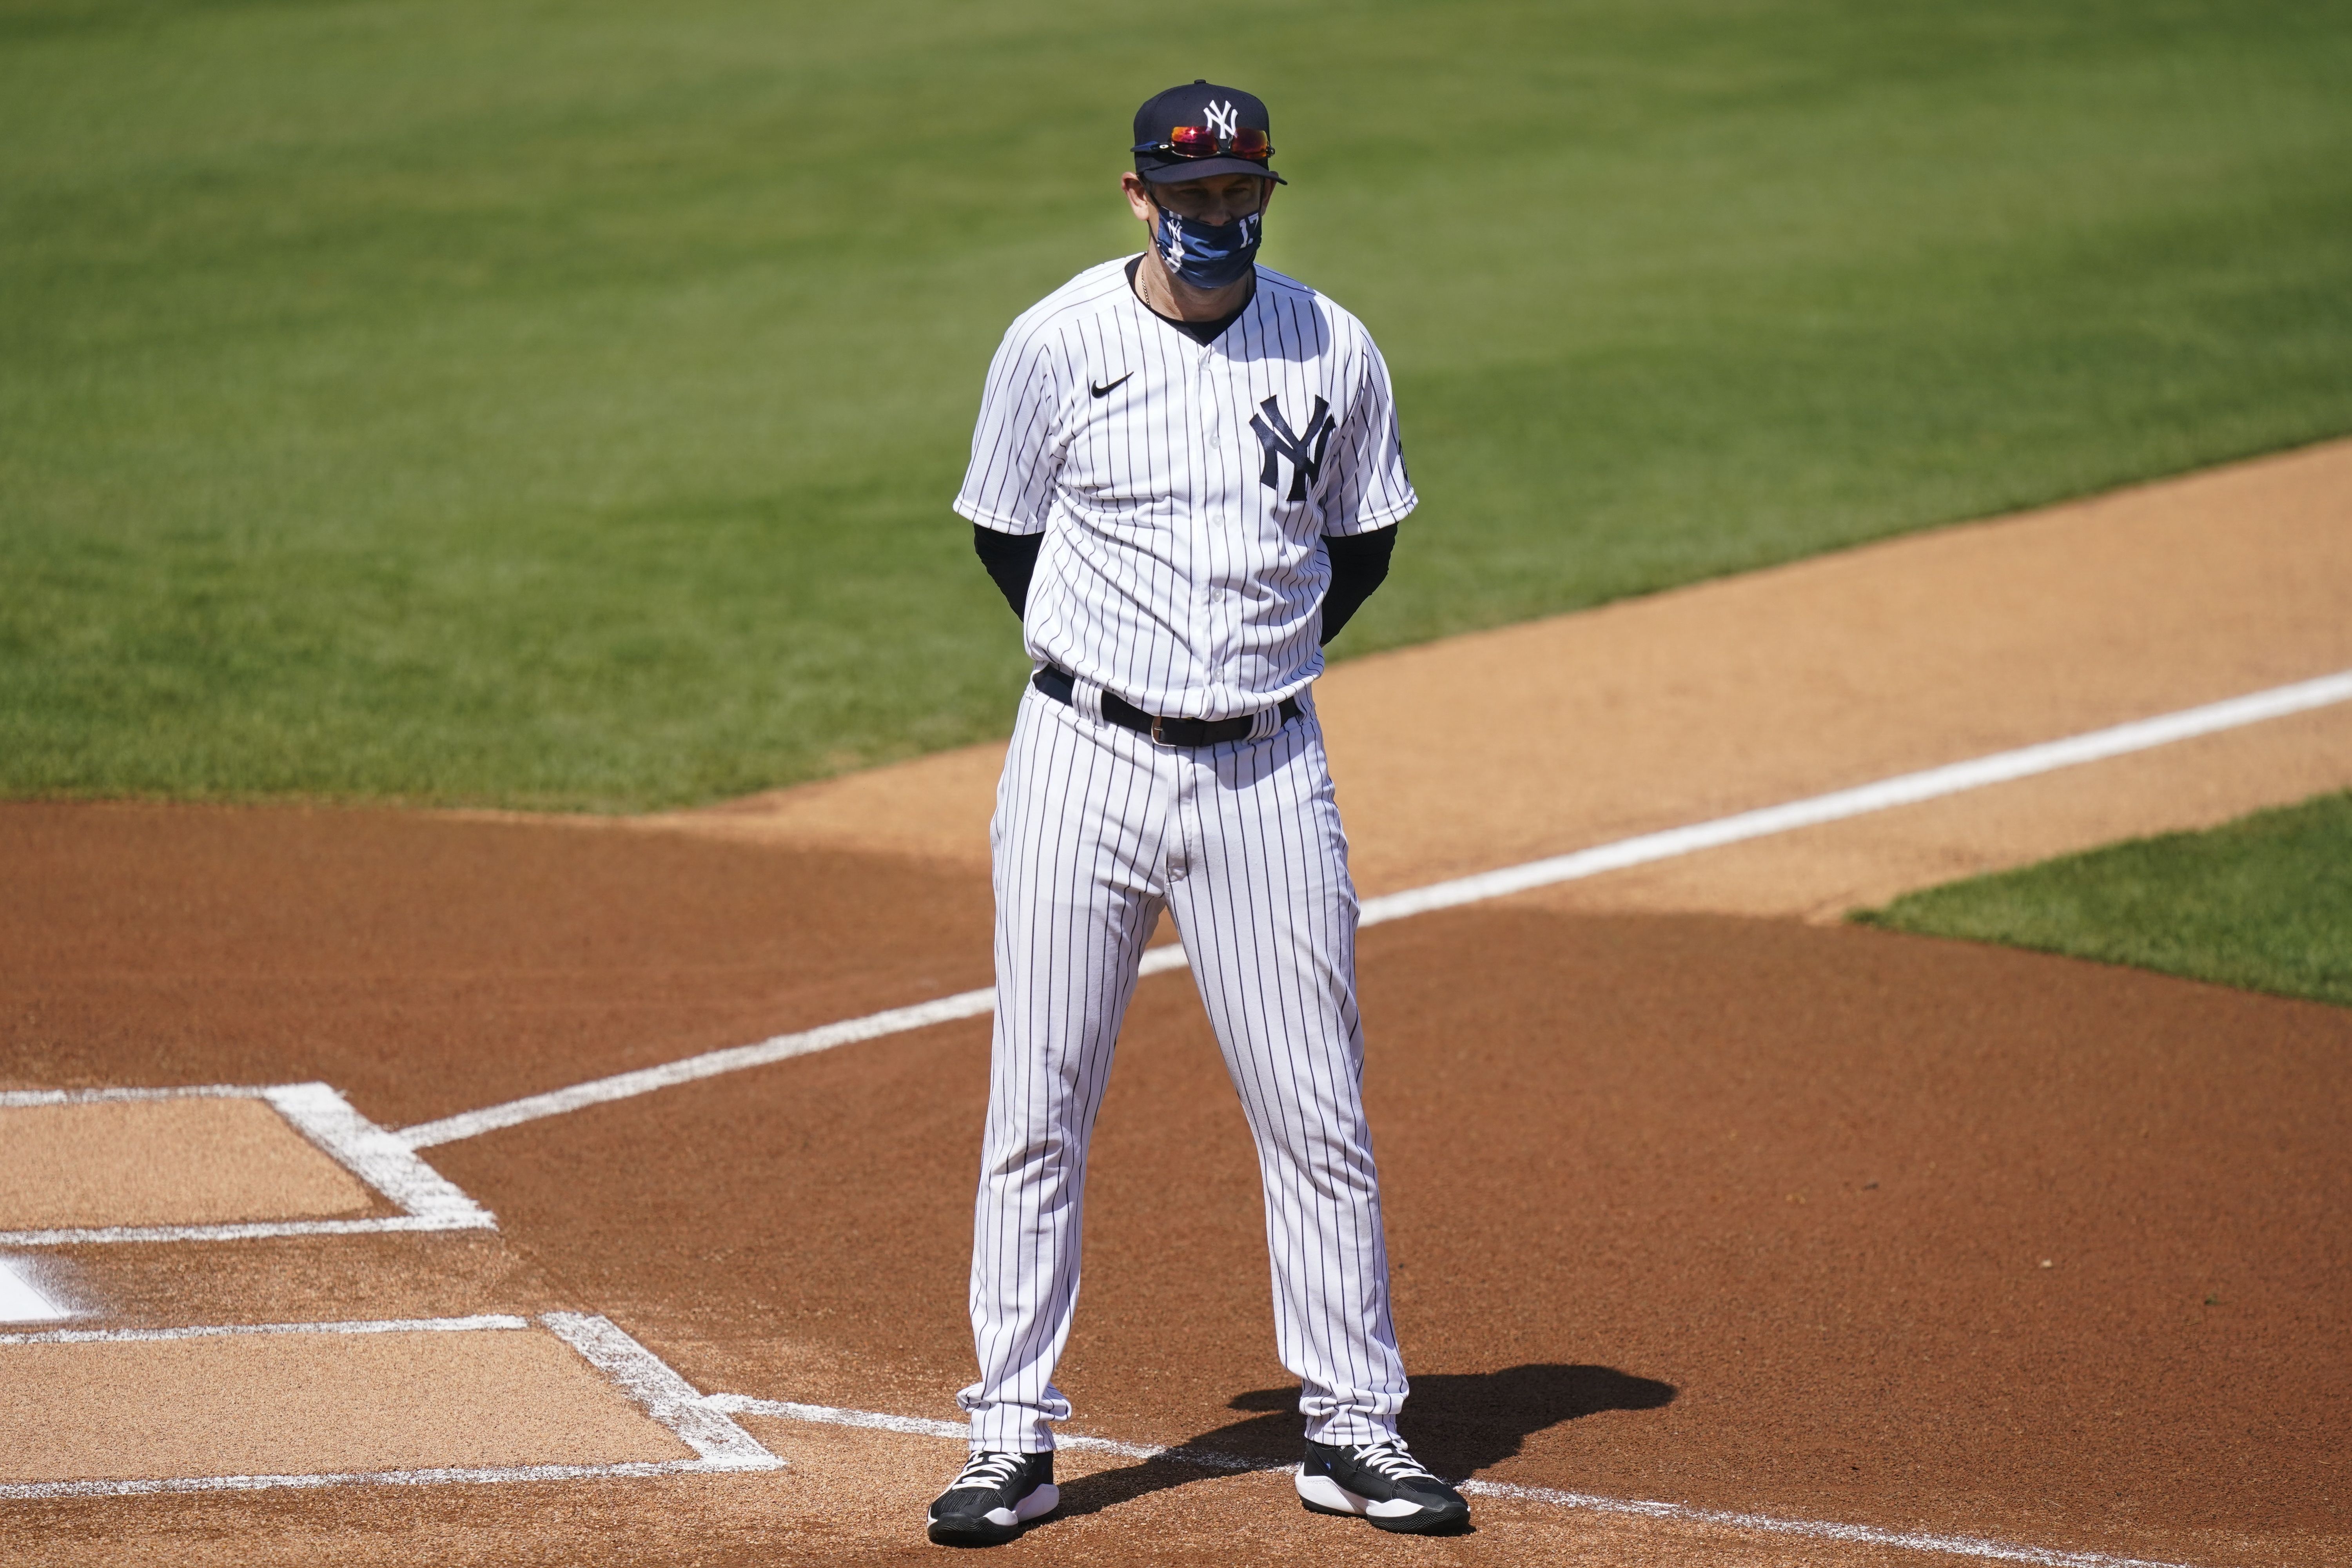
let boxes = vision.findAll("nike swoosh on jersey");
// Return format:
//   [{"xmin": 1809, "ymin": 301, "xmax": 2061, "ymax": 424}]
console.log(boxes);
[{"xmin": 1090, "ymin": 373, "xmax": 1135, "ymax": 399}]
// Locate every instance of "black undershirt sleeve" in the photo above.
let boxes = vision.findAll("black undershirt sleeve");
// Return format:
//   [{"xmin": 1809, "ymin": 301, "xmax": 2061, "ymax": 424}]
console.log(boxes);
[
  {"xmin": 973, "ymin": 525, "xmax": 1043, "ymax": 619},
  {"xmin": 1319, "ymin": 527, "xmax": 1397, "ymax": 645},
  {"xmin": 977, "ymin": 524, "xmax": 1395, "ymax": 644}
]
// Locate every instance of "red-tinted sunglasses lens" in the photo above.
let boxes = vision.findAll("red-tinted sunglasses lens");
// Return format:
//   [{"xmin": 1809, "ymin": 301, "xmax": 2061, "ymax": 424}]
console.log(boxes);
[{"xmin": 1164, "ymin": 125, "xmax": 1271, "ymax": 160}]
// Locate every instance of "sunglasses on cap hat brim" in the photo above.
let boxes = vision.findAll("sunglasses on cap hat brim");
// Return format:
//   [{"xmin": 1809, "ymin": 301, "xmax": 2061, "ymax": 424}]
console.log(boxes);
[
  {"xmin": 1138, "ymin": 125, "xmax": 1272, "ymax": 160},
  {"xmin": 1132, "ymin": 124, "xmax": 1287, "ymax": 183}
]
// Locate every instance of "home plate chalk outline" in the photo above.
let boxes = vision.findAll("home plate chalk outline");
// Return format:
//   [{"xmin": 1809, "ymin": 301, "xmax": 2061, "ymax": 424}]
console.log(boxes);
[
  {"xmin": 0, "ymin": 1312, "xmax": 781, "ymax": 1499},
  {"xmin": 0, "ymin": 1083, "xmax": 492, "ymax": 1247}
]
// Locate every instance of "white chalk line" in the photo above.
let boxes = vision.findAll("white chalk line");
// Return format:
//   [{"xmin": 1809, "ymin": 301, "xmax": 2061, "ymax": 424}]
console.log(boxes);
[
  {"xmin": 0, "ymin": 1312, "xmax": 783, "ymax": 1499},
  {"xmin": 0, "ymin": 1082, "xmax": 495, "ymax": 1247},
  {"xmin": 0, "ymin": 1313, "xmax": 528, "ymax": 1347},
  {"xmin": 1358, "ymin": 668, "xmax": 2352, "ymax": 922},
  {"xmin": 0, "ymin": 1085, "xmax": 260, "ymax": 1106},
  {"xmin": 710, "ymin": 1395, "xmax": 2205, "ymax": 1568},
  {"xmin": 400, "ymin": 988, "xmax": 1001, "ymax": 1148},
  {"xmin": 0, "ymin": 1457, "xmax": 750, "ymax": 1501},
  {"xmin": 1454, "ymin": 1480, "xmax": 2200, "ymax": 1568},
  {"xmin": 541, "ymin": 1312, "xmax": 777, "ymax": 1469},
  {"xmin": 263, "ymin": 1083, "xmax": 490, "ymax": 1227},
  {"xmin": 0, "ymin": 1215, "xmax": 497, "ymax": 1247},
  {"xmin": 398, "ymin": 667, "xmax": 2352, "ymax": 1150}
]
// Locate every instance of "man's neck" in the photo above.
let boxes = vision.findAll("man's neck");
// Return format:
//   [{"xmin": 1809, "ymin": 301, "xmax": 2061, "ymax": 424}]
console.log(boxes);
[{"xmin": 1131, "ymin": 247, "xmax": 1253, "ymax": 322}]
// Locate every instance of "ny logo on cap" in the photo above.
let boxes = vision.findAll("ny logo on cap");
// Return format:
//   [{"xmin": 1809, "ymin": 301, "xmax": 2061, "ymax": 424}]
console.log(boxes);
[{"xmin": 1203, "ymin": 99, "xmax": 1239, "ymax": 140}]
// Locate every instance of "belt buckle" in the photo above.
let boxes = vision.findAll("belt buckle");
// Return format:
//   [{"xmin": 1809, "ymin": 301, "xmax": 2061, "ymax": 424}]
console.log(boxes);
[{"xmin": 1150, "ymin": 715, "xmax": 1170, "ymax": 745}]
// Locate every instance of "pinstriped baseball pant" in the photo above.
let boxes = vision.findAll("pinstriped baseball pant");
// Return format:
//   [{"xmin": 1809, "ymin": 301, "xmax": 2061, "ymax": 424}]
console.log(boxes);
[{"xmin": 958, "ymin": 683, "xmax": 1409, "ymax": 1454}]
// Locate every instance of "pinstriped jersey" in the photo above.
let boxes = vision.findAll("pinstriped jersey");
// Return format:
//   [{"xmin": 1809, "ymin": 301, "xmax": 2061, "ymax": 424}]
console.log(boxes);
[{"xmin": 954, "ymin": 257, "xmax": 1416, "ymax": 721}]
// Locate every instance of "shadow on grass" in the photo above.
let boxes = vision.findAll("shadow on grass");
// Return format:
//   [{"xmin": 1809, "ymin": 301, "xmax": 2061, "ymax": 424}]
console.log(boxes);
[{"xmin": 1047, "ymin": 1364, "xmax": 1676, "ymax": 1526}]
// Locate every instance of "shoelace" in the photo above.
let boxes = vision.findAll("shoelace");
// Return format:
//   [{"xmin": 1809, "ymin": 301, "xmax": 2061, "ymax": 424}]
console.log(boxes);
[
  {"xmin": 1350, "ymin": 1437, "xmax": 1439, "ymax": 1483},
  {"xmin": 949, "ymin": 1450, "xmax": 1029, "ymax": 1492}
]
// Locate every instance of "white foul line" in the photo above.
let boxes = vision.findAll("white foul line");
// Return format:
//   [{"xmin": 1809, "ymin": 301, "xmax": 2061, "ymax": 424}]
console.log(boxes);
[
  {"xmin": 400, "ymin": 989, "xmax": 1002, "ymax": 1148},
  {"xmin": 1357, "ymin": 668, "xmax": 2352, "ymax": 924},
  {"xmin": 397, "ymin": 668, "xmax": 2352, "ymax": 1151},
  {"xmin": 711, "ymin": 1394, "xmax": 2205, "ymax": 1568},
  {"xmin": 1451, "ymin": 1479, "xmax": 2201, "ymax": 1568}
]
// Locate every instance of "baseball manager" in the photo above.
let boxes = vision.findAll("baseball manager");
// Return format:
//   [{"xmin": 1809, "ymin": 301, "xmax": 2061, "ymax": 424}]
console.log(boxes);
[{"xmin": 928, "ymin": 80, "xmax": 1468, "ymax": 1546}]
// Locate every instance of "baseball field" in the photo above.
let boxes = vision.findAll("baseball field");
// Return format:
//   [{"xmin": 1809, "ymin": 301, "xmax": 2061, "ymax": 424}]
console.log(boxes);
[{"xmin": 4, "ymin": 1, "xmax": 2350, "ymax": 1564}]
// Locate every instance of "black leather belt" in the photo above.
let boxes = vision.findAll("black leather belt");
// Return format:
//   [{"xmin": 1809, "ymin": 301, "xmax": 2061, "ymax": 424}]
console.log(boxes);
[{"xmin": 1033, "ymin": 666, "xmax": 1300, "ymax": 747}]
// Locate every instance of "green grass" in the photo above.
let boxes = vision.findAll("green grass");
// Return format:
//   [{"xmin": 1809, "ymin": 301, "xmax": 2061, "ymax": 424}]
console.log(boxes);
[
  {"xmin": 1856, "ymin": 793, "xmax": 2352, "ymax": 1008},
  {"xmin": 5, "ymin": 0, "xmax": 2351, "ymax": 808}
]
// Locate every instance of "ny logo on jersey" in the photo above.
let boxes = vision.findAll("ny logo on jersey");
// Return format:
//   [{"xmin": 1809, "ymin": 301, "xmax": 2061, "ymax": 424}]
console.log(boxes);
[
  {"xmin": 1203, "ymin": 99, "xmax": 1239, "ymax": 140},
  {"xmin": 1250, "ymin": 395, "xmax": 1337, "ymax": 503}
]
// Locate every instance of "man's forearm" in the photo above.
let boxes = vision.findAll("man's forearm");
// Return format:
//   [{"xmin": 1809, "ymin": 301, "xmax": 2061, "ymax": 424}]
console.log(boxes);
[
  {"xmin": 973, "ymin": 525, "xmax": 1043, "ymax": 619},
  {"xmin": 981, "ymin": 524, "xmax": 1397, "ymax": 645},
  {"xmin": 1319, "ymin": 527, "xmax": 1397, "ymax": 645}
]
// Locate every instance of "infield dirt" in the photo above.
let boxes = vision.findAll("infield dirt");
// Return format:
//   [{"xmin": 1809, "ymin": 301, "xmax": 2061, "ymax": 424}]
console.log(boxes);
[
  {"xmin": 0, "ymin": 1097, "xmax": 378, "ymax": 1229},
  {"xmin": 4, "ymin": 441, "xmax": 2350, "ymax": 1565},
  {"xmin": 4, "ymin": 808, "xmax": 2347, "ymax": 1564}
]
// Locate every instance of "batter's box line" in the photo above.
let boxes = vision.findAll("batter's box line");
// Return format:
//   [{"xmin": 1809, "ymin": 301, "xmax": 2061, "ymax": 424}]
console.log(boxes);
[
  {"xmin": 0, "ymin": 1082, "xmax": 494, "ymax": 1247},
  {"xmin": 0, "ymin": 1312, "xmax": 782, "ymax": 1501},
  {"xmin": 704, "ymin": 1394, "xmax": 2209, "ymax": 1568}
]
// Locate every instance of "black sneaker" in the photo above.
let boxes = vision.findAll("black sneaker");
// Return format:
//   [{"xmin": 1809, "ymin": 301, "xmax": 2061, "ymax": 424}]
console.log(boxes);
[
  {"xmin": 1297, "ymin": 1435, "xmax": 1470, "ymax": 1534},
  {"xmin": 926, "ymin": 1449, "xmax": 1058, "ymax": 1546}
]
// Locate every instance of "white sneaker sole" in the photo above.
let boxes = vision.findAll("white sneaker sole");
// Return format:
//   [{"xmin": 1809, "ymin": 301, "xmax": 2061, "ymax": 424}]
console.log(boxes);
[
  {"xmin": 927, "ymin": 1481, "xmax": 1059, "ymax": 1542},
  {"xmin": 1296, "ymin": 1470, "xmax": 1429, "ymax": 1521}
]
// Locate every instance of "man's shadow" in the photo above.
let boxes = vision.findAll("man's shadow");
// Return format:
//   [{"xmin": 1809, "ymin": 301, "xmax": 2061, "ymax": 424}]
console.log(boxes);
[{"xmin": 1049, "ymin": 1365, "xmax": 1675, "ymax": 1527}]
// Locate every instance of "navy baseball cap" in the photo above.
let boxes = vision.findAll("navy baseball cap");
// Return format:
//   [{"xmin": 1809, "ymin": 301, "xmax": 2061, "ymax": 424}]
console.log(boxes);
[{"xmin": 1132, "ymin": 80, "xmax": 1286, "ymax": 184}]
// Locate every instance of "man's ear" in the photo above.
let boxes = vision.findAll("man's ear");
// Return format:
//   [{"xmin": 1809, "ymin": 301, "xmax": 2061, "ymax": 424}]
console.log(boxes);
[{"xmin": 1121, "ymin": 172, "xmax": 1159, "ymax": 223}]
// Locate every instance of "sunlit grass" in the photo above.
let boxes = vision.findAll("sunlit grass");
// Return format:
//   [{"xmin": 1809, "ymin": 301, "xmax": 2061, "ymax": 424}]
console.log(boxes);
[
  {"xmin": 1857, "ymin": 793, "xmax": 2352, "ymax": 1009},
  {"xmin": 5, "ymin": 0, "xmax": 2349, "ymax": 808}
]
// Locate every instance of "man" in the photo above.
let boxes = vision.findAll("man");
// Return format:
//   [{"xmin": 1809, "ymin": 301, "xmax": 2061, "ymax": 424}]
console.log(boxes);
[{"xmin": 927, "ymin": 80, "xmax": 1469, "ymax": 1547}]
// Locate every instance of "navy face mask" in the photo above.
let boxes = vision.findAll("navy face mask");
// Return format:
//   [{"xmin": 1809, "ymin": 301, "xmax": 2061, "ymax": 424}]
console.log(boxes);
[{"xmin": 1151, "ymin": 200, "xmax": 1262, "ymax": 290}]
